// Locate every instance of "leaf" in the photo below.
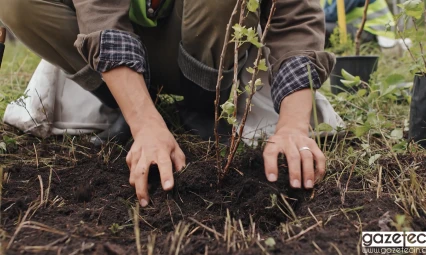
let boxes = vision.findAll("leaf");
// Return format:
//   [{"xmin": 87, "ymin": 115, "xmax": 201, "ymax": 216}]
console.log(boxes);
[
  {"xmin": 369, "ymin": 154, "xmax": 382, "ymax": 166},
  {"xmin": 246, "ymin": 67, "xmax": 255, "ymax": 74},
  {"xmin": 265, "ymin": 237, "xmax": 276, "ymax": 248},
  {"xmin": 246, "ymin": 28, "xmax": 257, "ymax": 44},
  {"xmin": 354, "ymin": 124, "xmax": 371, "ymax": 138},
  {"xmin": 0, "ymin": 142, "xmax": 6, "ymax": 152},
  {"xmin": 357, "ymin": 89, "xmax": 367, "ymax": 97},
  {"xmin": 247, "ymin": 0, "xmax": 260, "ymax": 12},
  {"xmin": 245, "ymin": 85, "xmax": 252, "ymax": 94},
  {"xmin": 220, "ymin": 101, "xmax": 235, "ymax": 115},
  {"xmin": 392, "ymin": 140, "xmax": 408, "ymax": 153},
  {"xmin": 390, "ymin": 129, "xmax": 403, "ymax": 140},
  {"xmin": 227, "ymin": 116, "xmax": 237, "ymax": 125},
  {"xmin": 385, "ymin": 74, "xmax": 405, "ymax": 85},
  {"xmin": 402, "ymin": 0, "xmax": 424, "ymax": 19},
  {"xmin": 382, "ymin": 85, "xmax": 397, "ymax": 97},
  {"xmin": 258, "ymin": 59, "xmax": 268, "ymax": 71},
  {"xmin": 232, "ymin": 24, "xmax": 245, "ymax": 40},
  {"xmin": 255, "ymin": 78, "xmax": 263, "ymax": 86},
  {"xmin": 317, "ymin": 123, "xmax": 333, "ymax": 132},
  {"xmin": 340, "ymin": 79, "xmax": 357, "ymax": 87},
  {"xmin": 341, "ymin": 69, "xmax": 356, "ymax": 81}
]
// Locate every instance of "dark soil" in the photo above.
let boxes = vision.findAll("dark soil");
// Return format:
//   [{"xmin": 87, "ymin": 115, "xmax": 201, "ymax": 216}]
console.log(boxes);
[{"xmin": 0, "ymin": 131, "xmax": 424, "ymax": 255}]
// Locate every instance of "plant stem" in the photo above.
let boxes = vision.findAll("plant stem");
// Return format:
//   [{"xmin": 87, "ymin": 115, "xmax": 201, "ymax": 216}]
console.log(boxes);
[
  {"xmin": 412, "ymin": 18, "xmax": 426, "ymax": 72},
  {"xmin": 396, "ymin": 25, "xmax": 417, "ymax": 64},
  {"xmin": 214, "ymin": 0, "xmax": 242, "ymax": 173},
  {"xmin": 308, "ymin": 65, "xmax": 321, "ymax": 147},
  {"xmin": 355, "ymin": 0, "xmax": 370, "ymax": 56},
  {"xmin": 227, "ymin": 0, "xmax": 247, "ymax": 178},
  {"xmin": 222, "ymin": 0, "xmax": 277, "ymax": 176}
]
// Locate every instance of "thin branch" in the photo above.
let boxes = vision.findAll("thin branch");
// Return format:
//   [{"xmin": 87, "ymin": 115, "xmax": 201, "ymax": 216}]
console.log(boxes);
[
  {"xmin": 396, "ymin": 18, "xmax": 417, "ymax": 64},
  {"xmin": 412, "ymin": 18, "xmax": 426, "ymax": 72},
  {"xmin": 214, "ymin": 0, "xmax": 243, "ymax": 173},
  {"xmin": 222, "ymin": 0, "xmax": 277, "ymax": 175},
  {"xmin": 355, "ymin": 0, "xmax": 370, "ymax": 56},
  {"xmin": 228, "ymin": 1, "xmax": 247, "ymax": 162}
]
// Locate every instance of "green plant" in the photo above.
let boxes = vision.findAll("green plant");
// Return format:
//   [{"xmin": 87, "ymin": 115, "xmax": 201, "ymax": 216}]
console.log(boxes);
[
  {"xmin": 0, "ymin": 135, "xmax": 16, "ymax": 154},
  {"xmin": 214, "ymin": 0, "xmax": 276, "ymax": 180},
  {"xmin": 395, "ymin": 0, "xmax": 426, "ymax": 75},
  {"xmin": 109, "ymin": 222, "xmax": 131, "ymax": 235},
  {"xmin": 328, "ymin": 27, "xmax": 355, "ymax": 55},
  {"xmin": 328, "ymin": 69, "xmax": 409, "ymax": 150}
]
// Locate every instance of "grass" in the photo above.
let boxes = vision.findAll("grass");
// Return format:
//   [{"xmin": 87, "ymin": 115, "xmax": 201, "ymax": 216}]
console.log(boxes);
[
  {"xmin": 0, "ymin": 43, "xmax": 40, "ymax": 117},
  {"xmin": 0, "ymin": 42, "xmax": 425, "ymax": 254}
]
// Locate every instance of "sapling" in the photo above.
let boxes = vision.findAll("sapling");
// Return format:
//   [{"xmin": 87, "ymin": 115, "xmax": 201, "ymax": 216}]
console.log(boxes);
[
  {"xmin": 355, "ymin": 0, "xmax": 370, "ymax": 56},
  {"xmin": 395, "ymin": 0, "xmax": 426, "ymax": 74},
  {"xmin": 214, "ymin": 0, "xmax": 277, "ymax": 180}
]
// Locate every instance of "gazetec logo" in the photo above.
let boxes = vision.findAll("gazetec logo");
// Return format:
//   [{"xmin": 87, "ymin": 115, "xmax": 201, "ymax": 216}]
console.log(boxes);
[{"xmin": 362, "ymin": 232, "xmax": 426, "ymax": 247}]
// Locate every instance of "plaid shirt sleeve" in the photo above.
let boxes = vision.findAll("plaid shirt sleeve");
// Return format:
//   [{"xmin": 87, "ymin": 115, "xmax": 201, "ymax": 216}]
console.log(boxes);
[
  {"xmin": 96, "ymin": 30, "xmax": 150, "ymax": 86},
  {"xmin": 271, "ymin": 56, "xmax": 321, "ymax": 113}
]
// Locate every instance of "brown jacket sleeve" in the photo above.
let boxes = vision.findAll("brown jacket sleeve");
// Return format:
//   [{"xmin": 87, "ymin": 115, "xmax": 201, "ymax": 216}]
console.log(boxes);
[
  {"xmin": 261, "ymin": 0, "xmax": 335, "ymax": 83},
  {"xmin": 72, "ymin": 0, "xmax": 146, "ymax": 74}
]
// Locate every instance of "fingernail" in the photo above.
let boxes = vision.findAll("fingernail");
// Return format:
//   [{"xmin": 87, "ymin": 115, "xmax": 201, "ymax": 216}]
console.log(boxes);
[
  {"xmin": 292, "ymin": 179, "xmax": 301, "ymax": 188},
  {"xmin": 268, "ymin": 173, "xmax": 277, "ymax": 182},
  {"xmin": 306, "ymin": 180, "xmax": 313, "ymax": 189},
  {"xmin": 140, "ymin": 199, "xmax": 148, "ymax": 207},
  {"xmin": 164, "ymin": 180, "xmax": 173, "ymax": 190}
]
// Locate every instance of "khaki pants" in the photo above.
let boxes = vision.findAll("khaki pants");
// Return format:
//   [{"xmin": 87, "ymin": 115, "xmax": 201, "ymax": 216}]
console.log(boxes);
[{"xmin": 0, "ymin": 0, "xmax": 258, "ymax": 95}]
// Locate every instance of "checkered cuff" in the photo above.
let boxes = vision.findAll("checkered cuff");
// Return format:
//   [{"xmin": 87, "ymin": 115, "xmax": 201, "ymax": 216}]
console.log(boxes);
[
  {"xmin": 97, "ymin": 30, "xmax": 150, "ymax": 86},
  {"xmin": 271, "ymin": 56, "xmax": 321, "ymax": 113}
]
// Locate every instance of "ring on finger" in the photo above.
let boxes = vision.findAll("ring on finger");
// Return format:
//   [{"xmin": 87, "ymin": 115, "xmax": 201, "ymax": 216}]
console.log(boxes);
[{"xmin": 299, "ymin": 146, "xmax": 311, "ymax": 152}]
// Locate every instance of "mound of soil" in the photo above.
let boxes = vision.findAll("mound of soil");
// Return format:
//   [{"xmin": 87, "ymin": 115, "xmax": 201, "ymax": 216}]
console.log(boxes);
[{"xmin": 1, "ymin": 136, "xmax": 423, "ymax": 255}]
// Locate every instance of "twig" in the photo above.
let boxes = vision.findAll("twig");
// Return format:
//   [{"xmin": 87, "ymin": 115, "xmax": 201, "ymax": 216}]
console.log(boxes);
[
  {"xmin": 396, "ymin": 26, "xmax": 417, "ymax": 65},
  {"xmin": 227, "ymin": 0, "xmax": 248, "ymax": 170},
  {"xmin": 33, "ymin": 143, "xmax": 39, "ymax": 168},
  {"xmin": 45, "ymin": 167, "xmax": 53, "ymax": 205},
  {"xmin": 412, "ymin": 18, "xmax": 426, "ymax": 72},
  {"xmin": 284, "ymin": 221, "xmax": 322, "ymax": 242},
  {"xmin": 38, "ymin": 175, "xmax": 44, "ymax": 206},
  {"xmin": 355, "ymin": 0, "xmax": 370, "ymax": 56},
  {"xmin": 214, "ymin": 0, "xmax": 243, "ymax": 172},
  {"xmin": 188, "ymin": 217, "xmax": 224, "ymax": 239},
  {"xmin": 223, "ymin": 0, "xmax": 277, "ymax": 175},
  {"xmin": 133, "ymin": 203, "xmax": 142, "ymax": 255},
  {"xmin": 377, "ymin": 166, "xmax": 382, "ymax": 199},
  {"xmin": 35, "ymin": 88, "xmax": 50, "ymax": 121}
]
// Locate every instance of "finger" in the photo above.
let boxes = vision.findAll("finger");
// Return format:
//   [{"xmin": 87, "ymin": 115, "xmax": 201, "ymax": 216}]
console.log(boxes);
[
  {"xmin": 128, "ymin": 150, "xmax": 140, "ymax": 186},
  {"xmin": 299, "ymin": 149, "xmax": 315, "ymax": 189},
  {"xmin": 263, "ymin": 143, "xmax": 280, "ymax": 182},
  {"xmin": 284, "ymin": 143, "xmax": 302, "ymax": 188},
  {"xmin": 133, "ymin": 154, "xmax": 150, "ymax": 207},
  {"xmin": 308, "ymin": 140, "xmax": 326, "ymax": 182},
  {"xmin": 171, "ymin": 146, "xmax": 186, "ymax": 171},
  {"xmin": 156, "ymin": 151, "xmax": 174, "ymax": 191}
]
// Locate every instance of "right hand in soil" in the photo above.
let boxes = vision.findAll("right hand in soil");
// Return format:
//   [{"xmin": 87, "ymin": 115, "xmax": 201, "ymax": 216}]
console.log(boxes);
[
  {"xmin": 102, "ymin": 67, "xmax": 186, "ymax": 207},
  {"xmin": 126, "ymin": 117, "xmax": 186, "ymax": 207}
]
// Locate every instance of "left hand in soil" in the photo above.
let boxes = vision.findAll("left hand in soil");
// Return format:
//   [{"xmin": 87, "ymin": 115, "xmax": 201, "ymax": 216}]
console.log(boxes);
[{"xmin": 263, "ymin": 128, "xmax": 326, "ymax": 189}]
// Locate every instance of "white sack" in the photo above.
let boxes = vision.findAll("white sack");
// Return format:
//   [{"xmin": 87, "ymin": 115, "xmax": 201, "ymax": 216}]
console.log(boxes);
[{"xmin": 3, "ymin": 60, "xmax": 118, "ymax": 138}]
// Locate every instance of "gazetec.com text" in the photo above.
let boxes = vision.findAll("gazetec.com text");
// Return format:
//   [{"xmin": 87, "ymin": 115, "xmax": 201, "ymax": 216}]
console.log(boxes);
[
  {"xmin": 362, "ymin": 231, "xmax": 426, "ymax": 247},
  {"xmin": 362, "ymin": 232, "xmax": 426, "ymax": 254}
]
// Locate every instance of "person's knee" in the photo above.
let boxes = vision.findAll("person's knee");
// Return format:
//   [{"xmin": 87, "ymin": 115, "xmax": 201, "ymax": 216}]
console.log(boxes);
[{"xmin": 0, "ymin": 0, "xmax": 35, "ymax": 30}]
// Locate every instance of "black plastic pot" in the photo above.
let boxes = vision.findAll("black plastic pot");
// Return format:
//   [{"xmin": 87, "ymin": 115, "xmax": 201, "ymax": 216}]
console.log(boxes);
[
  {"xmin": 330, "ymin": 56, "xmax": 379, "ymax": 94},
  {"xmin": 408, "ymin": 74, "xmax": 426, "ymax": 148}
]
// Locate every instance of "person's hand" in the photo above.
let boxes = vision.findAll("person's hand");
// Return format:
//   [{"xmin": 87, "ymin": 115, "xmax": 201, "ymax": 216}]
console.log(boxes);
[
  {"xmin": 126, "ymin": 116, "xmax": 186, "ymax": 207},
  {"xmin": 102, "ymin": 67, "xmax": 186, "ymax": 207},
  {"xmin": 263, "ymin": 127, "xmax": 326, "ymax": 189}
]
